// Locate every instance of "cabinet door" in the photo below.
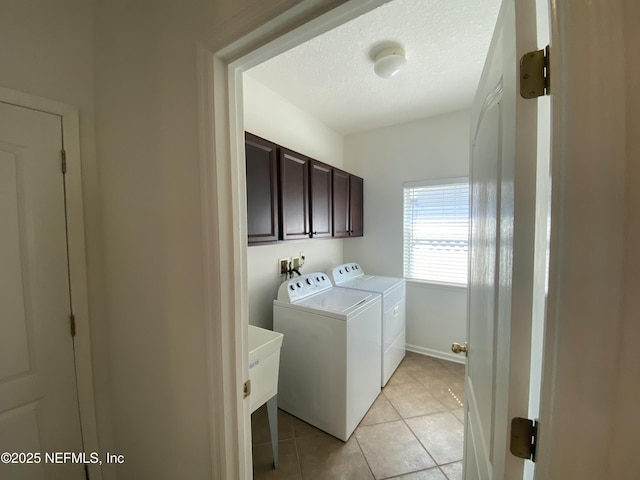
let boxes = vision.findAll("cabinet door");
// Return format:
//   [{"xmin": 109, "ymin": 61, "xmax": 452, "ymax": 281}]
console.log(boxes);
[
  {"xmin": 310, "ymin": 160, "xmax": 333, "ymax": 238},
  {"xmin": 349, "ymin": 174, "xmax": 364, "ymax": 237},
  {"xmin": 279, "ymin": 148, "xmax": 310, "ymax": 240},
  {"xmin": 245, "ymin": 133, "xmax": 279, "ymax": 244},
  {"xmin": 332, "ymin": 168, "xmax": 350, "ymax": 238}
]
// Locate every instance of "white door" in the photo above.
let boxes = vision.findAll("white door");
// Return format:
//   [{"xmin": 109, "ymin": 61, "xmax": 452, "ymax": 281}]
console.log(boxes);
[
  {"xmin": 463, "ymin": 0, "xmax": 542, "ymax": 479},
  {"xmin": 0, "ymin": 102, "xmax": 85, "ymax": 479}
]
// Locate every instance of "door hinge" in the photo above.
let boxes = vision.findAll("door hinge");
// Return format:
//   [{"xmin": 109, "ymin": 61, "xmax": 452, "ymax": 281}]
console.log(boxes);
[
  {"xmin": 70, "ymin": 313, "xmax": 76, "ymax": 337},
  {"xmin": 243, "ymin": 380, "xmax": 251, "ymax": 399},
  {"xmin": 84, "ymin": 463, "xmax": 90, "ymax": 480},
  {"xmin": 510, "ymin": 417, "xmax": 537, "ymax": 462},
  {"xmin": 520, "ymin": 45, "xmax": 550, "ymax": 98},
  {"xmin": 61, "ymin": 149, "xmax": 67, "ymax": 174}
]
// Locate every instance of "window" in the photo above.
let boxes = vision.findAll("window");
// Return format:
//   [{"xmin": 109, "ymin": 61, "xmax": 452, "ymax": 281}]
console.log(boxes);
[{"xmin": 403, "ymin": 178, "xmax": 469, "ymax": 285}]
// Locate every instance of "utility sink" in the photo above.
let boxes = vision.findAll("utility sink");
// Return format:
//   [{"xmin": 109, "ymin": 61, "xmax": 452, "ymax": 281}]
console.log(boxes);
[
  {"xmin": 248, "ymin": 325, "xmax": 283, "ymax": 413},
  {"xmin": 248, "ymin": 325, "xmax": 283, "ymax": 468}
]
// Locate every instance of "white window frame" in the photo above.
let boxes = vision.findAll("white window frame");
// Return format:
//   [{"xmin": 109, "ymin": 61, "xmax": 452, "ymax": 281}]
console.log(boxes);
[{"xmin": 403, "ymin": 176, "xmax": 470, "ymax": 287}]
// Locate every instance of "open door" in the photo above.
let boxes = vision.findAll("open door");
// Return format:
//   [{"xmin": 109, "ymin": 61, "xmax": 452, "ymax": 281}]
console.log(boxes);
[{"xmin": 462, "ymin": 0, "xmax": 544, "ymax": 478}]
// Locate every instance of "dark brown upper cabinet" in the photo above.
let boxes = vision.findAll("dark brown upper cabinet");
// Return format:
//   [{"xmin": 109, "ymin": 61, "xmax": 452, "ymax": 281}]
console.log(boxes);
[
  {"xmin": 349, "ymin": 174, "xmax": 364, "ymax": 237},
  {"xmin": 245, "ymin": 133, "xmax": 279, "ymax": 244},
  {"xmin": 279, "ymin": 148, "xmax": 311, "ymax": 240},
  {"xmin": 310, "ymin": 160, "xmax": 333, "ymax": 238},
  {"xmin": 332, "ymin": 168, "xmax": 350, "ymax": 238},
  {"xmin": 333, "ymin": 168, "xmax": 364, "ymax": 238},
  {"xmin": 245, "ymin": 132, "xmax": 363, "ymax": 244}
]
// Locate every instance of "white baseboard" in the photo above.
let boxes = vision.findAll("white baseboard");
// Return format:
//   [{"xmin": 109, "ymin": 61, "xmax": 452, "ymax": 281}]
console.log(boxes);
[{"xmin": 406, "ymin": 344, "xmax": 467, "ymax": 365}]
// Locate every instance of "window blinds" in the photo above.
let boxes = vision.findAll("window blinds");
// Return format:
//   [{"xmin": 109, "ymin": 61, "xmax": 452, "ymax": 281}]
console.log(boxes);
[{"xmin": 403, "ymin": 179, "xmax": 469, "ymax": 285}]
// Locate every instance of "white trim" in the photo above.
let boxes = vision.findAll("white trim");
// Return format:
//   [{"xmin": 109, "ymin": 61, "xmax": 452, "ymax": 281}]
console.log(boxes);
[
  {"xmin": 402, "ymin": 176, "xmax": 469, "ymax": 189},
  {"xmin": 405, "ymin": 279, "xmax": 467, "ymax": 292},
  {"xmin": 536, "ymin": 1, "xmax": 627, "ymax": 477},
  {"xmin": 0, "ymin": 86, "xmax": 102, "ymax": 480},
  {"xmin": 196, "ymin": 44, "xmax": 252, "ymax": 479},
  {"xmin": 196, "ymin": 45, "xmax": 227, "ymax": 479},
  {"xmin": 406, "ymin": 344, "xmax": 467, "ymax": 365}
]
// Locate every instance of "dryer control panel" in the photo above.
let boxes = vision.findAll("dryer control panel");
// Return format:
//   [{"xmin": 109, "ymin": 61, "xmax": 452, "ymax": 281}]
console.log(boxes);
[
  {"xmin": 329, "ymin": 262, "xmax": 363, "ymax": 285},
  {"xmin": 277, "ymin": 272, "xmax": 332, "ymax": 303}
]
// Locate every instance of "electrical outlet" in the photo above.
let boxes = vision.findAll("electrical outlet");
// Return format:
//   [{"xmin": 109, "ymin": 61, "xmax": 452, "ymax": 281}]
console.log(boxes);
[
  {"xmin": 291, "ymin": 255, "xmax": 301, "ymax": 270},
  {"xmin": 279, "ymin": 258, "xmax": 290, "ymax": 275}
]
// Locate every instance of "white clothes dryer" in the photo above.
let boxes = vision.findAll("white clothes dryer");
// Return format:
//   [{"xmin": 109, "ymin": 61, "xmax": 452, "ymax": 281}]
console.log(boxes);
[
  {"xmin": 273, "ymin": 272, "xmax": 381, "ymax": 441},
  {"xmin": 328, "ymin": 263, "xmax": 406, "ymax": 386}
]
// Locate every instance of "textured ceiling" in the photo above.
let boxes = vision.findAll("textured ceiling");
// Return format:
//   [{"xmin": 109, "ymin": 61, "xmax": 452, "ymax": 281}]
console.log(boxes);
[{"xmin": 246, "ymin": 0, "xmax": 502, "ymax": 135}]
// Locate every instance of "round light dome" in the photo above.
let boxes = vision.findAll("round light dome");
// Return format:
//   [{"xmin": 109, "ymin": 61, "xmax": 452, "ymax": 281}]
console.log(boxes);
[{"xmin": 374, "ymin": 47, "xmax": 407, "ymax": 79}]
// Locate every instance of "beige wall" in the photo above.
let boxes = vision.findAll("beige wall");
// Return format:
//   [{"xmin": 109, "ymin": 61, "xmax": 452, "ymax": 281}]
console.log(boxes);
[
  {"xmin": 243, "ymin": 74, "xmax": 344, "ymax": 330},
  {"xmin": 93, "ymin": 1, "xmax": 212, "ymax": 477},
  {"xmin": 344, "ymin": 111, "xmax": 470, "ymax": 361}
]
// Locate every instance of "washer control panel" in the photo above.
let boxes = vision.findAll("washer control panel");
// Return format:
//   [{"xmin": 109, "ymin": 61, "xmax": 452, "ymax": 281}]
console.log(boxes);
[
  {"xmin": 329, "ymin": 263, "xmax": 363, "ymax": 285},
  {"xmin": 277, "ymin": 272, "xmax": 332, "ymax": 302}
]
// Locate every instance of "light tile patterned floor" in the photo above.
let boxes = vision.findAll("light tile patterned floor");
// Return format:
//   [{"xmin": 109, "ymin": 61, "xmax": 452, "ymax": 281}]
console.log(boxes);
[{"xmin": 252, "ymin": 352, "xmax": 465, "ymax": 480}]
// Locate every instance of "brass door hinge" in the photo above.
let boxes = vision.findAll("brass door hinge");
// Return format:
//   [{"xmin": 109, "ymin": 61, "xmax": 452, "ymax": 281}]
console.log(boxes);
[
  {"xmin": 61, "ymin": 149, "xmax": 67, "ymax": 174},
  {"xmin": 510, "ymin": 417, "xmax": 537, "ymax": 462},
  {"xmin": 520, "ymin": 45, "xmax": 550, "ymax": 98},
  {"xmin": 243, "ymin": 380, "xmax": 251, "ymax": 399},
  {"xmin": 70, "ymin": 313, "xmax": 76, "ymax": 337}
]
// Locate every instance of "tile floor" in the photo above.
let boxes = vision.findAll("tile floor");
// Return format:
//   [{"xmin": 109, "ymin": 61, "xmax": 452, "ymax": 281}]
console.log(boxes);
[{"xmin": 252, "ymin": 351, "xmax": 465, "ymax": 480}]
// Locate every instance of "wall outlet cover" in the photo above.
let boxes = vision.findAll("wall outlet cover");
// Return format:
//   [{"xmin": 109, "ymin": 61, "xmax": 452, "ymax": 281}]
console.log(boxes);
[{"xmin": 279, "ymin": 258, "xmax": 290, "ymax": 274}]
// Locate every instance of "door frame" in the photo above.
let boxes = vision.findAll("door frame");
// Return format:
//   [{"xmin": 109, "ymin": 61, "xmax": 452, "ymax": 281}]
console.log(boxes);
[
  {"xmin": 197, "ymin": 1, "xmax": 393, "ymax": 477},
  {"xmin": 535, "ymin": 1, "xmax": 629, "ymax": 478},
  {"xmin": 0, "ymin": 86, "xmax": 102, "ymax": 480}
]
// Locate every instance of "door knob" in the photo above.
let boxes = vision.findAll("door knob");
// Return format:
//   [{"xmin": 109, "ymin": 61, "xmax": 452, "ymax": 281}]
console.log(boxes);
[{"xmin": 451, "ymin": 342, "xmax": 468, "ymax": 356}]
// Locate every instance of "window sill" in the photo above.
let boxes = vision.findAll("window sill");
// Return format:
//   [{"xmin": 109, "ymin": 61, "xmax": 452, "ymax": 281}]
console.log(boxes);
[{"xmin": 405, "ymin": 278, "xmax": 468, "ymax": 292}]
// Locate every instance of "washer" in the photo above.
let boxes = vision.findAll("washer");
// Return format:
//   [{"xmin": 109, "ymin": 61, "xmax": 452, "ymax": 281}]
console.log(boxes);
[
  {"xmin": 273, "ymin": 272, "xmax": 381, "ymax": 441},
  {"xmin": 328, "ymin": 263, "xmax": 406, "ymax": 386}
]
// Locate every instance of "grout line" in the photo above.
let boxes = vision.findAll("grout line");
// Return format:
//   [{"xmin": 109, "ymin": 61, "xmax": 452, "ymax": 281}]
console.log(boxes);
[
  {"xmin": 353, "ymin": 430, "xmax": 377, "ymax": 480},
  {"xmin": 381, "ymin": 466, "xmax": 445, "ymax": 479},
  {"xmin": 438, "ymin": 459, "xmax": 464, "ymax": 480},
  {"xmin": 438, "ymin": 465, "xmax": 452, "ymax": 480},
  {"xmin": 402, "ymin": 414, "xmax": 437, "ymax": 469},
  {"xmin": 381, "ymin": 388, "xmax": 403, "ymax": 420},
  {"xmin": 293, "ymin": 434, "xmax": 303, "ymax": 479}
]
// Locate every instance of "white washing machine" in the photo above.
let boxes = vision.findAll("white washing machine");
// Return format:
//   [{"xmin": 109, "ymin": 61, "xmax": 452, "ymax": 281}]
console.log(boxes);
[
  {"xmin": 273, "ymin": 272, "xmax": 381, "ymax": 441},
  {"xmin": 328, "ymin": 263, "xmax": 406, "ymax": 386}
]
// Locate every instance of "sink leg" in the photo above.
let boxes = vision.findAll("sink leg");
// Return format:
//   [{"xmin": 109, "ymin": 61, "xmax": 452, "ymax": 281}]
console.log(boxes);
[{"xmin": 266, "ymin": 395, "xmax": 278, "ymax": 468}]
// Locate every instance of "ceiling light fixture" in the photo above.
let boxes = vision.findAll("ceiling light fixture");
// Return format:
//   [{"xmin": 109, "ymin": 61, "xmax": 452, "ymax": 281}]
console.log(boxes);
[{"xmin": 373, "ymin": 47, "xmax": 407, "ymax": 79}]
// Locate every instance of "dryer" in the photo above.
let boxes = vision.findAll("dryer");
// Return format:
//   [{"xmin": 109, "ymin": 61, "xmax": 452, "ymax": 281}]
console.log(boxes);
[
  {"xmin": 328, "ymin": 263, "xmax": 406, "ymax": 386},
  {"xmin": 273, "ymin": 272, "xmax": 381, "ymax": 441}
]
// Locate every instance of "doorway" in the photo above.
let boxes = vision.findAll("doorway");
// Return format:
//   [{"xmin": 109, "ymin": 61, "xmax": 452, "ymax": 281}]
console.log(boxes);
[{"xmin": 237, "ymin": 0, "xmax": 500, "ymax": 477}]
